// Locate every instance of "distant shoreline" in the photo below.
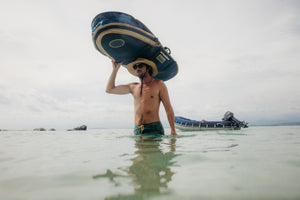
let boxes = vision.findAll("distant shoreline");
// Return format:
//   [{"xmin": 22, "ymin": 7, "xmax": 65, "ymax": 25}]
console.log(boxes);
[
  {"xmin": 251, "ymin": 122, "xmax": 300, "ymax": 127},
  {"xmin": 2, "ymin": 124, "xmax": 300, "ymax": 131}
]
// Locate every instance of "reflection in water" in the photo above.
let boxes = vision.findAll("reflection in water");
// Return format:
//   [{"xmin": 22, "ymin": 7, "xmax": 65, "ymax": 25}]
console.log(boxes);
[
  {"xmin": 94, "ymin": 138, "xmax": 178, "ymax": 200},
  {"xmin": 93, "ymin": 169, "xmax": 126, "ymax": 187},
  {"xmin": 129, "ymin": 139, "xmax": 177, "ymax": 195}
]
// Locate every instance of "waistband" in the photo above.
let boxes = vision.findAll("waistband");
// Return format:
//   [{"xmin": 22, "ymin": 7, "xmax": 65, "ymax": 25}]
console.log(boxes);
[{"xmin": 134, "ymin": 121, "xmax": 164, "ymax": 137}]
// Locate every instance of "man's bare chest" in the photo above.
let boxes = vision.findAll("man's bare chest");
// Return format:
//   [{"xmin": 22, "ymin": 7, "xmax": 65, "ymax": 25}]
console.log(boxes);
[{"xmin": 132, "ymin": 84, "xmax": 160, "ymax": 101}]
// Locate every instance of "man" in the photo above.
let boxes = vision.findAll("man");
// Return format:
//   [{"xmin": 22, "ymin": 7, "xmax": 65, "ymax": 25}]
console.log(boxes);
[{"xmin": 106, "ymin": 58, "xmax": 178, "ymax": 140}]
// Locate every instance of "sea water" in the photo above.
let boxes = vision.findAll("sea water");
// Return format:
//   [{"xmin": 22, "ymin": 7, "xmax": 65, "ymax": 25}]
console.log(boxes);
[{"xmin": 0, "ymin": 126, "xmax": 300, "ymax": 200}]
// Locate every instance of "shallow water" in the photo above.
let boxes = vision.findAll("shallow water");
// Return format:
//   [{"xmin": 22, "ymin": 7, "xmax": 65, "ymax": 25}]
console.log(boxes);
[{"xmin": 0, "ymin": 126, "xmax": 300, "ymax": 199}]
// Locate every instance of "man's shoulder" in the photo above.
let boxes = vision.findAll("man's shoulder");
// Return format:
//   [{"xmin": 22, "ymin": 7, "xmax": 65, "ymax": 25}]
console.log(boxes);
[
  {"xmin": 128, "ymin": 82, "xmax": 139, "ymax": 86},
  {"xmin": 128, "ymin": 82, "xmax": 140, "ymax": 90},
  {"xmin": 154, "ymin": 79, "xmax": 164, "ymax": 85},
  {"xmin": 154, "ymin": 80, "xmax": 166, "ymax": 88}
]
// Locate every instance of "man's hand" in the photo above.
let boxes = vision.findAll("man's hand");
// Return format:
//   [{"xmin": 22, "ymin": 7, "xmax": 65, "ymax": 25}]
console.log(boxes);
[
  {"xmin": 170, "ymin": 130, "xmax": 178, "ymax": 136},
  {"xmin": 112, "ymin": 60, "xmax": 123, "ymax": 71}
]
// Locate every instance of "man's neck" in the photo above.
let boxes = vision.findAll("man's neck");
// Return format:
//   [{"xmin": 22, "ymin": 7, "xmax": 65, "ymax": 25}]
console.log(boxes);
[{"xmin": 140, "ymin": 75, "xmax": 153, "ymax": 84}]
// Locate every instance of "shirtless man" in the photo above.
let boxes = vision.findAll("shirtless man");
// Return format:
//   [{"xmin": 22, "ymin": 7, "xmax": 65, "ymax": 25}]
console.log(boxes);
[{"xmin": 106, "ymin": 59, "xmax": 178, "ymax": 139}]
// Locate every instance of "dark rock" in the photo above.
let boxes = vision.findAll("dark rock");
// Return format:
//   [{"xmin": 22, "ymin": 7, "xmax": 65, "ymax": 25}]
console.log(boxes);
[
  {"xmin": 33, "ymin": 128, "xmax": 46, "ymax": 131},
  {"xmin": 68, "ymin": 125, "xmax": 87, "ymax": 131}
]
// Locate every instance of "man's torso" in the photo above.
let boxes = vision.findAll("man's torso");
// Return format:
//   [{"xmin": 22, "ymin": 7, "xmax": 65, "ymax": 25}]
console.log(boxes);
[{"xmin": 130, "ymin": 79, "xmax": 162, "ymax": 124}]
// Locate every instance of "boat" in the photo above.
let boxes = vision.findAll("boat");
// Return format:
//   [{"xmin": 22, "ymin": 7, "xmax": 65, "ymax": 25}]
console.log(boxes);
[
  {"xmin": 91, "ymin": 11, "xmax": 178, "ymax": 81},
  {"xmin": 175, "ymin": 111, "xmax": 248, "ymax": 131}
]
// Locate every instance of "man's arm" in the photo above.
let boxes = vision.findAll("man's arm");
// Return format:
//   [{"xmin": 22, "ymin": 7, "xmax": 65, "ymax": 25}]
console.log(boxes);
[
  {"xmin": 160, "ymin": 82, "xmax": 178, "ymax": 136},
  {"xmin": 106, "ymin": 60, "xmax": 131, "ymax": 94}
]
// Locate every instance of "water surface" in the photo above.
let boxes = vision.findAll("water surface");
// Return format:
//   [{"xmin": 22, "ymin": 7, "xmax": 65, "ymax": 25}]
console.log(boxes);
[{"xmin": 0, "ymin": 126, "xmax": 300, "ymax": 199}]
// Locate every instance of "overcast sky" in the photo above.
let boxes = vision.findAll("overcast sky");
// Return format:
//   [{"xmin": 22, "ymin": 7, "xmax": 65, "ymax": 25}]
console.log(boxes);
[{"xmin": 1, "ymin": 0, "xmax": 299, "ymax": 129}]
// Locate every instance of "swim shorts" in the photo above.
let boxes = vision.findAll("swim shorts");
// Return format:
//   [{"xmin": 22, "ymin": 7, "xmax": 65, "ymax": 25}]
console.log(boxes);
[{"xmin": 134, "ymin": 121, "xmax": 164, "ymax": 138}]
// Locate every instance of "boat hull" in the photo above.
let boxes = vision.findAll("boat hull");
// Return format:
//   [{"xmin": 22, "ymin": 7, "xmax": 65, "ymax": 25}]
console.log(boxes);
[
  {"xmin": 175, "ymin": 124, "xmax": 241, "ymax": 131},
  {"xmin": 175, "ymin": 116, "xmax": 242, "ymax": 131}
]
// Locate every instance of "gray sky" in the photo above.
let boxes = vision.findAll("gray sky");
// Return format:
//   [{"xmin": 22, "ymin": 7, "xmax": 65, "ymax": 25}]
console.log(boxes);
[{"xmin": 1, "ymin": 0, "xmax": 300, "ymax": 129}]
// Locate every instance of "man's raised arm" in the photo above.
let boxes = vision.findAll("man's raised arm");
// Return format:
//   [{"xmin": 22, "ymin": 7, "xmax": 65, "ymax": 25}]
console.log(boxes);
[{"xmin": 106, "ymin": 61, "xmax": 131, "ymax": 94}]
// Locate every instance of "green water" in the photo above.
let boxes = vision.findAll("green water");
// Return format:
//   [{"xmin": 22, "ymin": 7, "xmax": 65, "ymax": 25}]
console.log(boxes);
[{"xmin": 0, "ymin": 126, "xmax": 300, "ymax": 199}]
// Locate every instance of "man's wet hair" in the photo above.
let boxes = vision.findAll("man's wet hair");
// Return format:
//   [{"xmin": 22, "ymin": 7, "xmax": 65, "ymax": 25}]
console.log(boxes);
[
  {"xmin": 139, "ymin": 63, "xmax": 153, "ymax": 97},
  {"xmin": 144, "ymin": 63, "xmax": 153, "ymax": 76}
]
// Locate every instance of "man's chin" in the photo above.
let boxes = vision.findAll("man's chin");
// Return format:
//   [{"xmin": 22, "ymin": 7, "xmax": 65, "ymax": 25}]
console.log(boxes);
[{"xmin": 137, "ymin": 73, "xmax": 145, "ymax": 79}]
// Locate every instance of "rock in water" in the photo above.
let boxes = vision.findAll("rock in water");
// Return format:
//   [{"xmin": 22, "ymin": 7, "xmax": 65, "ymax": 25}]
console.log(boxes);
[{"xmin": 68, "ymin": 125, "xmax": 87, "ymax": 131}]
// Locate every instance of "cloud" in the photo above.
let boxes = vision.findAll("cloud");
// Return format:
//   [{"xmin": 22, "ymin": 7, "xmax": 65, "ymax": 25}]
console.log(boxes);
[
  {"xmin": 0, "ymin": 0, "xmax": 300, "ymax": 129},
  {"xmin": 0, "ymin": 86, "xmax": 134, "ymax": 129}
]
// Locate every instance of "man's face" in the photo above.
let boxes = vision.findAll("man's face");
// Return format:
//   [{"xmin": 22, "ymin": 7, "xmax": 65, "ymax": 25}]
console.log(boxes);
[{"xmin": 134, "ymin": 63, "xmax": 147, "ymax": 78}]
